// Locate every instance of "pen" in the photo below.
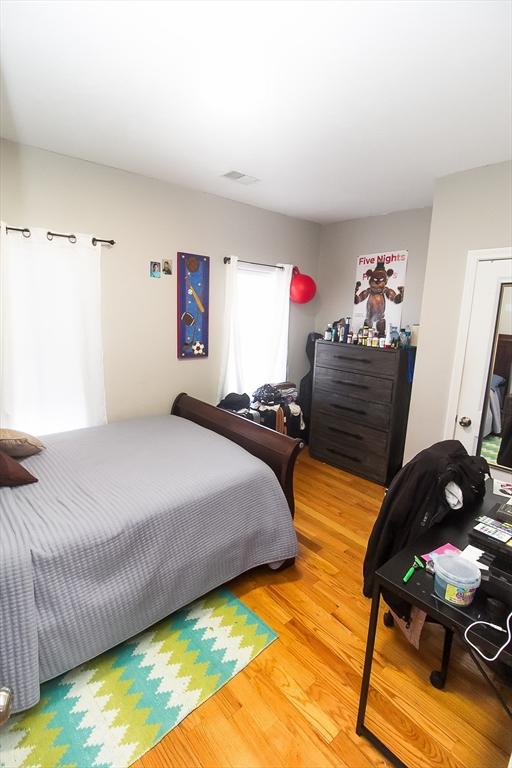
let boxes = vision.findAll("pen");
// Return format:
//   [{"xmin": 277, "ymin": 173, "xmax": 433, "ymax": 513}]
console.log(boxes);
[{"xmin": 403, "ymin": 565, "xmax": 415, "ymax": 583}]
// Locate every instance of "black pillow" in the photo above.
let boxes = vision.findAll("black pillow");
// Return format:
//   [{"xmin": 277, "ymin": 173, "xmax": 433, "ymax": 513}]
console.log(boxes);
[{"xmin": 0, "ymin": 450, "xmax": 38, "ymax": 487}]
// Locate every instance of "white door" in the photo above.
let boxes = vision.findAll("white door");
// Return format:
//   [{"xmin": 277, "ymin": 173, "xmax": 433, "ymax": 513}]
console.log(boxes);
[{"xmin": 454, "ymin": 256, "xmax": 512, "ymax": 454}]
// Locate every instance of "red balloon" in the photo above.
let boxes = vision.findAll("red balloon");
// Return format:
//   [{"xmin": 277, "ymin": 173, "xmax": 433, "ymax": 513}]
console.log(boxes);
[{"xmin": 290, "ymin": 267, "xmax": 316, "ymax": 303}]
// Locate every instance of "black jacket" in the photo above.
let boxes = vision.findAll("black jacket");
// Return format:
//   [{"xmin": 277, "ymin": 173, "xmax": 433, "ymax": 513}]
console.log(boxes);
[{"xmin": 362, "ymin": 440, "xmax": 488, "ymax": 621}]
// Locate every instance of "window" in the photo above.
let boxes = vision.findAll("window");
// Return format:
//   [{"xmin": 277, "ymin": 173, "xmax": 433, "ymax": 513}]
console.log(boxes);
[{"xmin": 219, "ymin": 258, "xmax": 292, "ymax": 399}]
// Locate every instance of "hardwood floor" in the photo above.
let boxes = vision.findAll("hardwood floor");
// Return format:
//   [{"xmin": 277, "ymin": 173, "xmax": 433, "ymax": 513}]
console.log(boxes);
[{"xmin": 135, "ymin": 450, "xmax": 511, "ymax": 768}]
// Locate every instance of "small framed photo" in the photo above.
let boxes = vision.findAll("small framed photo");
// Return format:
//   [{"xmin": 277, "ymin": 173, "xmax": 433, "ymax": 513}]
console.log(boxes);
[
  {"xmin": 162, "ymin": 259, "xmax": 172, "ymax": 275},
  {"xmin": 150, "ymin": 261, "xmax": 161, "ymax": 278}
]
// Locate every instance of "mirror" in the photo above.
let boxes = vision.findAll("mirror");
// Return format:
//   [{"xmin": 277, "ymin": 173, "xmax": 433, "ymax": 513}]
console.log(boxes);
[{"xmin": 478, "ymin": 283, "xmax": 512, "ymax": 469}]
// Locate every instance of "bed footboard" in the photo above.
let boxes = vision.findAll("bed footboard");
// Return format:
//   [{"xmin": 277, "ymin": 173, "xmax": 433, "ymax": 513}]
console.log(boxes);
[{"xmin": 171, "ymin": 393, "xmax": 304, "ymax": 516}]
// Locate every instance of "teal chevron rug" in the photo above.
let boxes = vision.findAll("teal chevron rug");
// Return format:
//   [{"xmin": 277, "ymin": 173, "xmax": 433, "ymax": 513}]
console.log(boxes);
[{"xmin": 0, "ymin": 588, "xmax": 277, "ymax": 768}]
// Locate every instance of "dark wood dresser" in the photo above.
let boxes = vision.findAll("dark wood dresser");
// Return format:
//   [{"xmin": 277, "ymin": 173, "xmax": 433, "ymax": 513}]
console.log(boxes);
[{"xmin": 309, "ymin": 340, "xmax": 414, "ymax": 485}]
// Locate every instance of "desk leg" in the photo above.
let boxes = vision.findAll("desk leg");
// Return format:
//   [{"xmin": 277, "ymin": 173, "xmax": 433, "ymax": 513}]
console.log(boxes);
[
  {"xmin": 430, "ymin": 627, "xmax": 454, "ymax": 689},
  {"xmin": 356, "ymin": 580, "xmax": 408, "ymax": 768},
  {"xmin": 356, "ymin": 579, "xmax": 381, "ymax": 735}
]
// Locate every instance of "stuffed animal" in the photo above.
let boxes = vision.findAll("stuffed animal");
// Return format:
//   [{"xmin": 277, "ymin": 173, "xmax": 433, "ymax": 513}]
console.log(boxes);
[{"xmin": 354, "ymin": 261, "xmax": 404, "ymax": 335}]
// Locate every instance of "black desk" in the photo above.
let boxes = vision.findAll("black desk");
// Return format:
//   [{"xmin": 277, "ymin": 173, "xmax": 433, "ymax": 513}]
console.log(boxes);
[{"xmin": 356, "ymin": 489, "xmax": 512, "ymax": 767}]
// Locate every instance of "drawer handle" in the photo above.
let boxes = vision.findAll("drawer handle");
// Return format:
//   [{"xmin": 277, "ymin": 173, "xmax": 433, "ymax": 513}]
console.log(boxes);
[
  {"xmin": 327, "ymin": 448, "xmax": 361, "ymax": 463},
  {"xmin": 334, "ymin": 380, "xmax": 368, "ymax": 390},
  {"xmin": 328, "ymin": 426, "xmax": 363, "ymax": 440},
  {"xmin": 334, "ymin": 355, "xmax": 370, "ymax": 364},
  {"xmin": 331, "ymin": 403, "xmax": 366, "ymax": 416}
]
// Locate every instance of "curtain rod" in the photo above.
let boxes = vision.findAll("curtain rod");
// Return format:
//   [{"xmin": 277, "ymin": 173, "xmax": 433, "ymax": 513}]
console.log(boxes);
[
  {"xmin": 5, "ymin": 226, "xmax": 115, "ymax": 246},
  {"xmin": 223, "ymin": 256, "xmax": 283, "ymax": 270}
]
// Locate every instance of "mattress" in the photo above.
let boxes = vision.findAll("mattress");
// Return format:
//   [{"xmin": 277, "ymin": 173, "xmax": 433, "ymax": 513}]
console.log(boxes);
[{"xmin": 0, "ymin": 415, "xmax": 297, "ymax": 713}]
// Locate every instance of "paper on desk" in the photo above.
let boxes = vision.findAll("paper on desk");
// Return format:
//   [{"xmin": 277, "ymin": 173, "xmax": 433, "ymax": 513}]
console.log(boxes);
[
  {"xmin": 460, "ymin": 544, "xmax": 489, "ymax": 571},
  {"xmin": 493, "ymin": 479, "xmax": 512, "ymax": 498}
]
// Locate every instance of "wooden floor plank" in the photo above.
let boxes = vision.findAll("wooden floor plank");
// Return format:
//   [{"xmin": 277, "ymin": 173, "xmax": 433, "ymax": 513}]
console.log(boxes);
[{"xmin": 132, "ymin": 450, "xmax": 511, "ymax": 768}]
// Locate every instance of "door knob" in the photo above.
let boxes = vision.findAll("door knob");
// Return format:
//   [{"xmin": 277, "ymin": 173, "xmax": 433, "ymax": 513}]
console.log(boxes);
[{"xmin": 458, "ymin": 416, "xmax": 472, "ymax": 427}]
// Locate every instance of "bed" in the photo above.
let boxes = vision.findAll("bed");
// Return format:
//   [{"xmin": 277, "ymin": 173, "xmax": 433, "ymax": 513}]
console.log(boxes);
[{"xmin": 0, "ymin": 394, "xmax": 302, "ymax": 714}]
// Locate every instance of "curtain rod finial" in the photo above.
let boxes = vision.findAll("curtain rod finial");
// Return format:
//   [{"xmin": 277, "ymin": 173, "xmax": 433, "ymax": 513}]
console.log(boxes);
[{"xmin": 92, "ymin": 238, "xmax": 116, "ymax": 247}]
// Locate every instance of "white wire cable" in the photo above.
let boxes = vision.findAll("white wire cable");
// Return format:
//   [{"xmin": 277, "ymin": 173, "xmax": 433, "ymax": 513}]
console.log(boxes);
[{"xmin": 463, "ymin": 610, "xmax": 512, "ymax": 662}]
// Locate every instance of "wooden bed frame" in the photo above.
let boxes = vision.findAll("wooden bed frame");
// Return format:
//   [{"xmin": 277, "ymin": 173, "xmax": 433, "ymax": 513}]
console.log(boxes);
[{"xmin": 171, "ymin": 393, "xmax": 304, "ymax": 516}]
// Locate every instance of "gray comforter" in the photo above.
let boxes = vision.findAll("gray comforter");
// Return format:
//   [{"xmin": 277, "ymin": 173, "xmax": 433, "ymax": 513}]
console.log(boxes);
[{"xmin": 0, "ymin": 415, "xmax": 297, "ymax": 713}]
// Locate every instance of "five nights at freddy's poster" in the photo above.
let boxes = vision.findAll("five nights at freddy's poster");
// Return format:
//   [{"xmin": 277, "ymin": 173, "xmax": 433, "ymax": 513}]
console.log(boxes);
[
  {"xmin": 353, "ymin": 250, "xmax": 408, "ymax": 335},
  {"xmin": 177, "ymin": 252, "xmax": 210, "ymax": 358}
]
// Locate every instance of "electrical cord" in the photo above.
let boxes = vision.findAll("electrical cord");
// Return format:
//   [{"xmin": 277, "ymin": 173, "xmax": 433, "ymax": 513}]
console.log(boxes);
[
  {"xmin": 465, "ymin": 643, "xmax": 512, "ymax": 720},
  {"xmin": 463, "ymin": 610, "xmax": 512, "ymax": 662},
  {"xmin": 462, "ymin": 611, "xmax": 512, "ymax": 720}
]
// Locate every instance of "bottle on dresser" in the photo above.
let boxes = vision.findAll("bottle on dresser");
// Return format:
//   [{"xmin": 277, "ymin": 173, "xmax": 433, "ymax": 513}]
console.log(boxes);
[{"xmin": 342, "ymin": 317, "xmax": 351, "ymax": 343}]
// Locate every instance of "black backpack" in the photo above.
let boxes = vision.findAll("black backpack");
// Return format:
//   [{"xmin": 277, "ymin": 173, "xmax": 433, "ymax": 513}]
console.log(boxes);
[{"xmin": 442, "ymin": 453, "xmax": 489, "ymax": 508}]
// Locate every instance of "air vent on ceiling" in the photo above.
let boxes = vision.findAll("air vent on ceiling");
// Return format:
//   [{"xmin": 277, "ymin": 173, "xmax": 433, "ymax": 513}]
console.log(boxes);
[{"xmin": 222, "ymin": 170, "xmax": 260, "ymax": 185}]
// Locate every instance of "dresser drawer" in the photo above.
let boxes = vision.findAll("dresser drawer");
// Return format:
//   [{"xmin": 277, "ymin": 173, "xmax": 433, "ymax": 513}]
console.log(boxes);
[
  {"xmin": 313, "ymin": 389, "xmax": 391, "ymax": 431},
  {"xmin": 310, "ymin": 435, "xmax": 387, "ymax": 483},
  {"xmin": 311, "ymin": 416, "xmax": 388, "ymax": 453},
  {"xmin": 315, "ymin": 342, "xmax": 399, "ymax": 377},
  {"xmin": 314, "ymin": 365, "xmax": 393, "ymax": 405}
]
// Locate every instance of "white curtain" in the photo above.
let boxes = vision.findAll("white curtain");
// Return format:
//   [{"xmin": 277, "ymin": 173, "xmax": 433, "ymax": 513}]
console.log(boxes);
[
  {"xmin": 219, "ymin": 258, "xmax": 293, "ymax": 399},
  {"xmin": 0, "ymin": 225, "xmax": 106, "ymax": 435}
]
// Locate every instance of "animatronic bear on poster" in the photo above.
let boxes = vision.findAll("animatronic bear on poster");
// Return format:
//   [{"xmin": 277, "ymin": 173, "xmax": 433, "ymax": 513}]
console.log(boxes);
[{"xmin": 353, "ymin": 251, "xmax": 407, "ymax": 336}]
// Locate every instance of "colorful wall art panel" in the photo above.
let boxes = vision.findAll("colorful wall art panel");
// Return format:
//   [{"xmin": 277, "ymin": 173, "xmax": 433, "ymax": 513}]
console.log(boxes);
[{"xmin": 177, "ymin": 252, "xmax": 209, "ymax": 358}]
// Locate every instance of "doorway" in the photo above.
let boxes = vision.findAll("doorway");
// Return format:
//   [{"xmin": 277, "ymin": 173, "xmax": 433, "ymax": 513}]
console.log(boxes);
[
  {"xmin": 449, "ymin": 249, "xmax": 512, "ymax": 480},
  {"xmin": 478, "ymin": 283, "xmax": 511, "ymax": 465}
]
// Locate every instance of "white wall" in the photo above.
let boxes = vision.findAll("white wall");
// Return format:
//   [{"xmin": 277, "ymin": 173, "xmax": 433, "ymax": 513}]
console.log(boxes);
[
  {"xmin": 315, "ymin": 208, "xmax": 432, "ymax": 333},
  {"xmin": 0, "ymin": 140, "xmax": 320, "ymax": 422},
  {"xmin": 4, "ymin": 139, "xmax": 509, "ymax": 460},
  {"xmin": 405, "ymin": 161, "xmax": 512, "ymax": 460}
]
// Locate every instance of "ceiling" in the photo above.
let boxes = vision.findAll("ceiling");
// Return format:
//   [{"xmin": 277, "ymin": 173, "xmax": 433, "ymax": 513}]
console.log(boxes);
[{"xmin": 1, "ymin": 0, "xmax": 511, "ymax": 223}]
